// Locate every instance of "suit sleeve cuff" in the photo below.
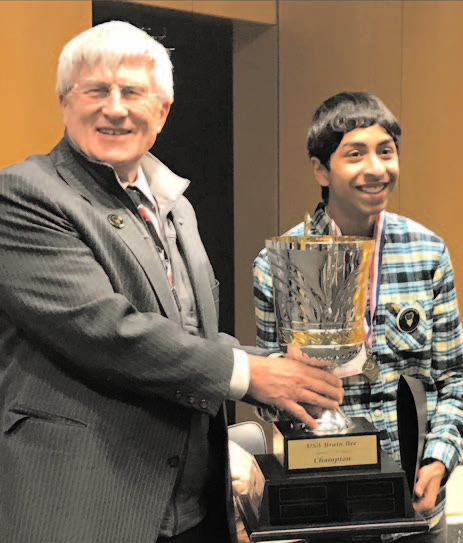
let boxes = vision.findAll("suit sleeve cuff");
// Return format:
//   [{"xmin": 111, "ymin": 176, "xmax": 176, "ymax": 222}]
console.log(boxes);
[{"xmin": 228, "ymin": 348, "xmax": 250, "ymax": 400}]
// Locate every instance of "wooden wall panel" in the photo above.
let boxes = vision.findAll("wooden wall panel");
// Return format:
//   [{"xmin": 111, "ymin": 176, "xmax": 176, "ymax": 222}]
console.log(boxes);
[
  {"xmin": 277, "ymin": 0, "xmax": 403, "ymax": 233},
  {"xmin": 401, "ymin": 1, "xmax": 463, "ymax": 299},
  {"xmin": 233, "ymin": 22, "xmax": 278, "ymax": 347},
  {"xmin": 0, "ymin": 1, "xmax": 92, "ymax": 168},
  {"xmin": 124, "ymin": 0, "xmax": 276, "ymax": 23},
  {"xmin": 194, "ymin": 1, "xmax": 276, "ymax": 23},
  {"xmin": 233, "ymin": 22, "xmax": 278, "ymax": 426},
  {"xmin": 125, "ymin": 1, "xmax": 194, "ymax": 12}
]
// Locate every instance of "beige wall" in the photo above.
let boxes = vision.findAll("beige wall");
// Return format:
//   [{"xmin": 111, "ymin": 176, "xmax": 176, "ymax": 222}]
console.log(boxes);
[
  {"xmin": 275, "ymin": 0, "xmax": 463, "ymax": 280},
  {"xmin": 233, "ymin": 21, "xmax": 278, "ymax": 426},
  {"xmin": 277, "ymin": 0, "xmax": 403, "ymax": 232},
  {"xmin": 233, "ymin": 21, "xmax": 278, "ymax": 344},
  {"xmin": 400, "ymin": 1, "xmax": 463, "ymax": 299},
  {"xmin": 0, "ymin": 1, "xmax": 92, "ymax": 168},
  {"xmin": 130, "ymin": 0, "xmax": 276, "ymax": 23}
]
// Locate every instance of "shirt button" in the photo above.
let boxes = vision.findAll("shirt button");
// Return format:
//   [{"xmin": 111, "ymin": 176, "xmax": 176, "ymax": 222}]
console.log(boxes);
[
  {"xmin": 188, "ymin": 394, "xmax": 195, "ymax": 404},
  {"xmin": 175, "ymin": 390, "xmax": 182, "ymax": 400},
  {"xmin": 200, "ymin": 399, "xmax": 208, "ymax": 409},
  {"xmin": 168, "ymin": 456, "xmax": 180, "ymax": 468},
  {"xmin": 373, "ymin": 409, "xmax": 382, "ymax": 419}
]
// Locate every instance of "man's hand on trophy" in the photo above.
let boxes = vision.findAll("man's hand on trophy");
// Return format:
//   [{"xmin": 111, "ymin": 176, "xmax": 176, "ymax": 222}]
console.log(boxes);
[
  {"xmin": 286, "ymin": 345, "xmax": 337, "ymax": 371},
  {"xmin": 247, "ymin": 355, "xmax": 344, "ymax": 429},
  {"xmin": 299, "ymin": 404, "xmax": 324, "ymax": 420}
]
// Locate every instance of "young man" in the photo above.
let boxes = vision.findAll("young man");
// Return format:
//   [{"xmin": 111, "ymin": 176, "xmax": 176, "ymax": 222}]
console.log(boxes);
[
  {"xmin": 0, "ymin": 22, "xmax": 343, "ymax": 543},
  {"xmin": 253, "ymin": 92, "xmax": 463, "ymax": 542}
]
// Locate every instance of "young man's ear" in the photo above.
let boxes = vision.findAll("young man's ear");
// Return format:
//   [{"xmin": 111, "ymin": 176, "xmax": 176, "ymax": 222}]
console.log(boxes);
[{"xmin": 311, "ymin": 157, "xmax": 330, "ymax": 187}]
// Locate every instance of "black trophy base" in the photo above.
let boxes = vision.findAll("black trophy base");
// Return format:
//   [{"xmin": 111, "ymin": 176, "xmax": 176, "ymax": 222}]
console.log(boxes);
[
  {"xmin": 252, "ymin": 450, "xmax": 414, "ymax": 526},
  {"xmin": 236, "ymin": 450, "xmax": 427, "ymax": 542},
  {"xmin": 237, "ymin": 503, "xmax": 427, "ymax": 543}
]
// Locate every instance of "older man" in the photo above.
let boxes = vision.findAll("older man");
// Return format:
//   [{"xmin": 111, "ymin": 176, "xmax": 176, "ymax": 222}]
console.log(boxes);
[{"xmin": 0, "ymin": 21, "xmax": 342, "ymax": 543}]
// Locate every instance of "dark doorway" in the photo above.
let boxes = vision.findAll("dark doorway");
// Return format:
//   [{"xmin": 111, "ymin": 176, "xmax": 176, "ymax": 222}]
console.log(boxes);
[{"xmin": 93, "ymin": 1, "xmax": 235, "ymax": 337}]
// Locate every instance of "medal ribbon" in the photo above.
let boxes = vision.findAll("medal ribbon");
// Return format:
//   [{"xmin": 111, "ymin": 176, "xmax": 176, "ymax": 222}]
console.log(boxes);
[
  {"xmin": 324, "ymin": 207, "xmax": 386, "ymax": 349},
  {"xmin": 365, "ymin": 211, "xmax": 387, "ymax": 349}
]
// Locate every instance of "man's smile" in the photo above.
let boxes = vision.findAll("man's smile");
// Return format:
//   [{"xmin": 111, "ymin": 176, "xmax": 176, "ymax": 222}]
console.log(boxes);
[
  {"xmin": 97, "ymin": 127, "xmax": 132, "ymax": 135},
  {"xmin": 356, "ymin": 182, "xmax": 390, "ymax": 194}
]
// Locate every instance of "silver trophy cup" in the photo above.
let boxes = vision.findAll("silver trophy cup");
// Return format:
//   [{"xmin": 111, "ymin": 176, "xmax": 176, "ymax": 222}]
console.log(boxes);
[{"xmin": 266, "ymin": 234, "xmax": 374, "ymax": 433}]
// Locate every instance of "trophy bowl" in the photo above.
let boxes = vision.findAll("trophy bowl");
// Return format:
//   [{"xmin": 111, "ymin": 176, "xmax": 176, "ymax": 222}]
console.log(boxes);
[
  {"xmin": 266, "ymin": 235, "xmax": 374, "ymax": 436},
  {"xmin": 266, "ymin": 235, "xmax": 373, "ymax": 366}
]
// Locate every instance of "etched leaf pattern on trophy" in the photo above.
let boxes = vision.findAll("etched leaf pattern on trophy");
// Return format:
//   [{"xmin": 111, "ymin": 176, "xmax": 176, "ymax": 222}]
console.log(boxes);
[
  {"xmin": 328, "ymin": 252, "xmax": 364, "ymax": 324},
  {"xmin": 268, "ymin": 247, "xmax": 366, "ymax": 326},
  {"xmin": 266, "ymin": 237, "xmax": 373, "ymax": 355}
]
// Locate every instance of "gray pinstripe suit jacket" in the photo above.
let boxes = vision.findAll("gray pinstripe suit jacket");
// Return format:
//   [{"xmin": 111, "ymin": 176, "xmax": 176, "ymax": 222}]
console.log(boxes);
[{"xmin": 0, "ymin": 139, "xmax": 240, "ymax": 542}]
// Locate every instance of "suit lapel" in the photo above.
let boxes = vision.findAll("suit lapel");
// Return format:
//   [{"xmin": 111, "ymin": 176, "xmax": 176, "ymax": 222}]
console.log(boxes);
[{"xmin": 50, "ymin": 141, "xmax": 181, "ymax": 322}]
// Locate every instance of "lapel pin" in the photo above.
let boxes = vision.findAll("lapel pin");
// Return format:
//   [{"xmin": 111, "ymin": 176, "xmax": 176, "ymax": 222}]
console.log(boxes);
[{"xmin": 108, "ymin": 214, "xmax": 125, "ymax": 229}]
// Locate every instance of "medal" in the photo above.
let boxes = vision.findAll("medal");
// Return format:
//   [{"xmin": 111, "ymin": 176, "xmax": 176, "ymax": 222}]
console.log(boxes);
[
  {"xmin": 362, "ymin": 212, "xmax": 386, "ymax": 383},
  {"xmin": 362, "ymin": 350, "xmax": 380, "ymax": 382}
]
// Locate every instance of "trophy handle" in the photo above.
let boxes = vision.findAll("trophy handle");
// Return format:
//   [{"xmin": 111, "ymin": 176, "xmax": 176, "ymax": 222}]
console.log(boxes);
[{"xmin": 397, "ymin": 375, "xmax": 427, "ymax": 496}]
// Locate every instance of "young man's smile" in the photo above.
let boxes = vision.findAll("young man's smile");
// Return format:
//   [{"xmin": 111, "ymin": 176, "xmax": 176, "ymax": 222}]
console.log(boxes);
[
  {"xmin": 356, "ymin": 181, "xmax": 391, "ymax": 194},
  {"xmin": 312, "ymin": 123, "xmax": 399, "ymax": 236}
]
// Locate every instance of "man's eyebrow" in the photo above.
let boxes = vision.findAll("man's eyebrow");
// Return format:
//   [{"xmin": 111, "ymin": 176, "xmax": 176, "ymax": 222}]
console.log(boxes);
[
  {"xmin": 340, "ymin": 137, "xmax": 394, "ymax": 149},
  {"xmin": 79, "ymin": 79, "xmax": 148, "ymax": 87}
]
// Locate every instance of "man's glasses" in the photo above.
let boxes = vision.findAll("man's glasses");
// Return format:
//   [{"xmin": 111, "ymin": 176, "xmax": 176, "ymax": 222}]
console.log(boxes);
[{"xmin": 70, "ymin": 82, "xmax": 160, "ymax": 105}]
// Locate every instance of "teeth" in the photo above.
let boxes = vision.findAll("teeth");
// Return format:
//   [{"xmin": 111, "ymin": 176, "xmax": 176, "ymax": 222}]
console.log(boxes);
[
  {"xmin": 358, "ymin": 184, "xmax": 386, "ymax": 194},
  {"xmin": 99, "ymin": 129, "xmax": 129, "ymax": 135}
]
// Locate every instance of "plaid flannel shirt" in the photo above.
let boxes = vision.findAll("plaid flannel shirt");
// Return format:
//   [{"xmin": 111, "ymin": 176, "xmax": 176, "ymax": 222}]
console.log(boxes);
[{"xmin": 253, "ymin": 203, "xmax": 463, "ymax": 535}]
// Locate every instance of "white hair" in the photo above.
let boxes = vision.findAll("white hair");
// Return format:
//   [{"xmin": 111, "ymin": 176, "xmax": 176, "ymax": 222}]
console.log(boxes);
[{"xmin": 56, "ymin": 21, "xmax": 174, "ymax": 103}]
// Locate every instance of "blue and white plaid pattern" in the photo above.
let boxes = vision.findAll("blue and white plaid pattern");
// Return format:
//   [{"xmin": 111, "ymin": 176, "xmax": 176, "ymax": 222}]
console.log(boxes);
[{"xmin": 253, "ymin": 203, "xmax": 463, "ymax": 536}]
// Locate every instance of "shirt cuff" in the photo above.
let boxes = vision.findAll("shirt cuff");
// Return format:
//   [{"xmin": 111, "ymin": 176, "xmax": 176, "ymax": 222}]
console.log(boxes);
[
  {"xmin": 423, "ymin": 439, "xmax": 459, "ymax": 476},
  {"xmin": 228, "ymin": 348, "xmax": 250, "ymax": 400}
]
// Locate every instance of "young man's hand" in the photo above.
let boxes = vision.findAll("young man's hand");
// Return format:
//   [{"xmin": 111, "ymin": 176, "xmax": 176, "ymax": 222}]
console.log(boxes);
[
  {"xmin": 413, "ymin": 460, "xmax": 446, "ymax": 514},
  {"xmin": 247, "ymin": 354, "xmax": 343, "ymax": 429}
]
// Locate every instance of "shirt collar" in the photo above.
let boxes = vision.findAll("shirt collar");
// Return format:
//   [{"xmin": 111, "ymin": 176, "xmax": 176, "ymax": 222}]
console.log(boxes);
[
  {"xmin": 310, "ymin": 202, "xmax": 332, "ymax": 235},
  {"xmin": 121, "ymin": 167, "xmax": 155, "ymax": 205},
  {"xmin": 63, "ymin": 132, "xmax": 190, "ymax": 218}
]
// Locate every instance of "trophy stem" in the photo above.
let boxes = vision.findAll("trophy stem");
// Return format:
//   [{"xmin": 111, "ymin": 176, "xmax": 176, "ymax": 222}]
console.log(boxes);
[{"xmin": 312, "ymin": 406, "xmax": 352, "ymax": 435}]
